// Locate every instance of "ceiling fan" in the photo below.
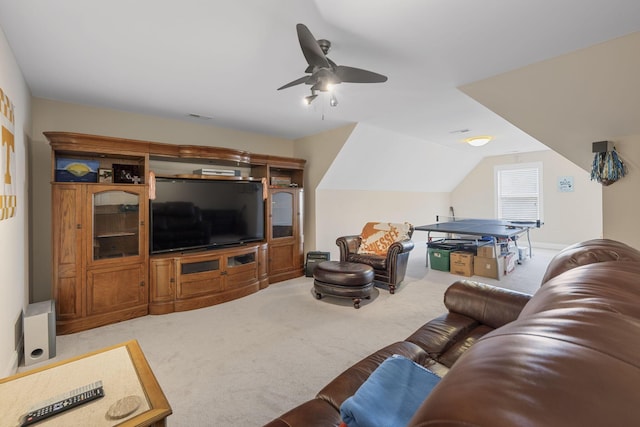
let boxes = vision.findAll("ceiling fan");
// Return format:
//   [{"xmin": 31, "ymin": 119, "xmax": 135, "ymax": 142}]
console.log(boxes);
[{"xmin": 278, "ymin": 23, "xmax": 388, "ymax": 105}]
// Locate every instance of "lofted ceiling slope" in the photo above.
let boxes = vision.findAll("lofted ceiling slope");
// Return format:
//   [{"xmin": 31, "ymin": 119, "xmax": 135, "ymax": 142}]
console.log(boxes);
[{"xmin": 460, "ymin": 31, "xmax": 640, "ymax": 172}]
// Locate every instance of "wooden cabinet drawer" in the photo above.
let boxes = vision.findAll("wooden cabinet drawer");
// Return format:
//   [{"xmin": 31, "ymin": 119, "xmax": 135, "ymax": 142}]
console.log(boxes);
[
  {"xmin": 226, "ymin": 268, "xmax": 258, "ymax": 290},
  {"xmin": 178, "ymin": 273, "xmax": 224, "ymax": 298}
]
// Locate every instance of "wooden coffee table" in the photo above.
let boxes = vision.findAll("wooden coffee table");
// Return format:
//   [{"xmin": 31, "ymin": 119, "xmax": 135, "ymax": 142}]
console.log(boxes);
[{"xmin": 0, "ymin": 340, "xmax": 171, "ymax": 426}]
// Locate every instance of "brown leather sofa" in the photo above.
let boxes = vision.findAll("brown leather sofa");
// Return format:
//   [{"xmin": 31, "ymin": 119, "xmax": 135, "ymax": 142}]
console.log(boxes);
[
  {"xmin": 336, "ymin": 225, "xmax": 414, "ymax": 294},
  {"xmin": 264, "ymin": 239, "xmax": 640, "ymax": 427}
]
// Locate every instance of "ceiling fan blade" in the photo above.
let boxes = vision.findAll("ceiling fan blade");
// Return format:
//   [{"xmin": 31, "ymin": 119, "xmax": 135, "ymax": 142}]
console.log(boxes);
[
  {"xmin": 277, "ymin": 76, "xmax": 310, "ymax": 91},
  {"xmin": 335, "ymin": 66, "xmax": 388, "ymax": 83},
  {"xmin": 296, "ymin": 23, "xmax": 330, "ymax": 69}
]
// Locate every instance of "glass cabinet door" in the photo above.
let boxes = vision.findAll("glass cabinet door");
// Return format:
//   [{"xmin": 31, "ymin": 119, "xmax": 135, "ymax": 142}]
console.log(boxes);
[
  {"xmin": 92, "ymin": 190, "xmax": 141, "ymax": 261},
  {"xmin": 271, "ymin": 191, "xmax": 294, "ymax": 239}
]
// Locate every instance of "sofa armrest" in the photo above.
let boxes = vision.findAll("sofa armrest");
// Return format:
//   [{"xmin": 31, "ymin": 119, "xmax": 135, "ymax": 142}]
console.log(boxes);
[
  {"xmin": 444, "ymin": 280, "xmax": 532, "ymax": 328},
  {"xmin": 336, "ymin": 235, "xmax": 362, "ymax": 261},
  {"xmin": 386, "ymin": 239, "xmax": 415, "ymax": 260}
]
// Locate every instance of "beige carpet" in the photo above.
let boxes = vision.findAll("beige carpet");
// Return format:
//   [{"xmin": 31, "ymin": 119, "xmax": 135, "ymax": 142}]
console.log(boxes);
[{"xmin": 23, "ymin": 243, "xmax": 558, "ymax": 426}]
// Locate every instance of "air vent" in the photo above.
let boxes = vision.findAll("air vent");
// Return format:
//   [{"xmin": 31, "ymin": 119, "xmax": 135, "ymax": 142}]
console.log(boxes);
[{"xmin": 186, "ymin": 113, "xmax": 212, "ymax": 120}]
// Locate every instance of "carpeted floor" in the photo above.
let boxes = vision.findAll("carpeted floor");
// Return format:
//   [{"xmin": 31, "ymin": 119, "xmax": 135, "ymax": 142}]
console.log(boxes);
[{"xmin": 23, "ymin": 242, "xmax": 558, "ymax": 426}]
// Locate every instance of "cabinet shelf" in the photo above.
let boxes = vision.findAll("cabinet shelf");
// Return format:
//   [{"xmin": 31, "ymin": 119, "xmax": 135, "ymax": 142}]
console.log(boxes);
[
  {"xmin": 170, "ymin": 174, "xmax": 262, "ymax": 181},
  {"xmin": 95, "ymin": 232, "xmax": 137, "ymax": 238}
]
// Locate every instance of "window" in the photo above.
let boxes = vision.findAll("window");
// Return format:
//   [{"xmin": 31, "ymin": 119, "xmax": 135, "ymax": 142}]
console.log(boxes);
[{"xmin": 495, "ymin": 163, "xmax": 542, "ymax": 221}]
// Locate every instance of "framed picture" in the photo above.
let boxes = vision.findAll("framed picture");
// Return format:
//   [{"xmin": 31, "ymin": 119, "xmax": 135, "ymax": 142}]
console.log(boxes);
[
  {"xmin": 113, "ymin": 164, "xmax": 142, "ymax": 184},
  {"xmin": 55, "ymin": 158, "xmax": 100, "ymax": 182},
  {"xmin": 557, "ymin": 176, "xmax": 574, "ymax": 192},
  {"xmin": 98, "ymin": 168, "xmax": 113, "ymax": 183}
]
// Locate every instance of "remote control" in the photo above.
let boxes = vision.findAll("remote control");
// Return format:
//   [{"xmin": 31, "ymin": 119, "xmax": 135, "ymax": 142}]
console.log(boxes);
[{"xmin": 20, "ymin": 381, "xmax": 105, "ymax": 426}]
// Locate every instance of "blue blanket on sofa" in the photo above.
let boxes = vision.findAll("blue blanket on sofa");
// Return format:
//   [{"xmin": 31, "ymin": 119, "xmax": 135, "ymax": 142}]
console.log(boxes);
[{"xmin": 340, "ymin": 354, "xmax": 441, "ymax": 427}]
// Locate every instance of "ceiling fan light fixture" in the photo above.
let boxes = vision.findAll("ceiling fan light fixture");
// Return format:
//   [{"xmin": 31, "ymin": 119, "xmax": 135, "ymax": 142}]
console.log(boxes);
[
  {"xmin": 278, "ymin": 23, "xmax": 388, "ymax": 106},
  {"xmin": 329, "ymin": 94, "xmax": 338, "ymax": 107},
  {"xmin": 465, "ymin": 136, "xmax": 492, "ymax": 147},
  {"xmin": 311, "ymin": 80, "xmax": 335, "ymax": 92},
  {"xmin": 303, "ymin": 94, "xmax": 318, "ymax": 105}
]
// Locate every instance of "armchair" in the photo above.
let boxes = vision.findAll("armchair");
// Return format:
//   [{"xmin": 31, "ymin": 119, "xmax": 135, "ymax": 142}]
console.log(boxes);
[{"xmin": 336, "ymin": 222, "xmax": 414, "ymax": 294}]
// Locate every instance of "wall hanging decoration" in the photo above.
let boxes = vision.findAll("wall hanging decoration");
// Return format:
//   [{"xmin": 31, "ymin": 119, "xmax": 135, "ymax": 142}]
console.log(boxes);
[
  {"xmin": 0, "ymin": 87, "xmax": 17, "ymax": 221},
  {"xmin": 557, "ymin": 176, "xmax": 574, "ymax": 192},
  {"xmin": 590, "ymin": 140, "xmax": 627, "ymax": 186}
]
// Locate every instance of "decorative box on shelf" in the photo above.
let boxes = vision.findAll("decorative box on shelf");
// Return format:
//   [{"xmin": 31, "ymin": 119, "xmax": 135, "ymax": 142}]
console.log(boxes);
[
  {"xmin": 193, "ymin": 168, "xmax": 240, "ymax": 177},
  {"xmin": 270, "ymin": 176, "xmax": 291, "ymax": 187},
  {"xmin": 113, "ymin": 164, "xmax": 142, "ymax": 184}
]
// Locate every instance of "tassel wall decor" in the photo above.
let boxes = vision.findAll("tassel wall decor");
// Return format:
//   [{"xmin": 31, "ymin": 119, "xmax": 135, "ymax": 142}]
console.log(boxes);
[{"xmin": 590, "ymin": 146, "xmax": 627, "ymax": 186}]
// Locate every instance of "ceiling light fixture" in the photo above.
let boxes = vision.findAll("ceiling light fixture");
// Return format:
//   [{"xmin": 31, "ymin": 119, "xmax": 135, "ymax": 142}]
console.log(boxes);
[
  {"xmin": 465, "ymin": 136, "xmax": 492, "ymax": 147},
  {"xmin": 303, "ymin": 91, "xmax": 318, "ymax": 105},
  {"xmin": 329, "ymin": 94, "xmax": 338, "ymax": 107}
]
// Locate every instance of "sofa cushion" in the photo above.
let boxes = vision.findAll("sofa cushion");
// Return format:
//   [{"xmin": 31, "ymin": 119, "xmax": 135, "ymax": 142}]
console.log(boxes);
[
  {"xmin": 317, "ymin": 341, "xmax": 428, "ymax": 410},
  {"xmin": 347, "ymin": 253, "xmax": 386, "ymax": 270},
  {"xmin": 540, "ymin": 238, "xmax": 640, "ymax": 284},
  {"xmin": 358, "ymin": 222, "xmax": 412, "ymax": 256},
  {"xmin": 340, "ymin": 355, "xmax": 440, "ymax": 427},
  {"xmin": 408, "ymin": 332, "xmax": 640, "ymax": 427},
  {"xmin": 405, "ymin": 312, "xmax": 479, "ymax": 359}
]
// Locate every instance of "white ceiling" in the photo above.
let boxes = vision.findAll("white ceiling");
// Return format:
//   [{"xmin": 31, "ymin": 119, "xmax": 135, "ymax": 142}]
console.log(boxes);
[{"xmin": 1, "ymin": 0, "xmax": 640, "ymax": 157}]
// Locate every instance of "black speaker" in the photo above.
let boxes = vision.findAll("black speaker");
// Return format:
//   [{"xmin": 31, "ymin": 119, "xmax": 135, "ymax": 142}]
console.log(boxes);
[{"xmin": 305, "ymin": 251, "xmax": 330, "ymax": 277}]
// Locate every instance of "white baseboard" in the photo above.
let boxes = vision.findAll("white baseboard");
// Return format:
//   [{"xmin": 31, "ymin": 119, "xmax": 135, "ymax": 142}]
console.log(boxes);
[{"xmin": 2, "ymin": 350, "xmax": 19, "ymax": 378}]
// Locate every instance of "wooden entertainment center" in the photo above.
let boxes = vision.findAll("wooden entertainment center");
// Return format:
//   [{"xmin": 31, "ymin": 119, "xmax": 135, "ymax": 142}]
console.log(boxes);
[{"xmin": 47, "ymin": 132, "xmax": 305, "ymax": 334}]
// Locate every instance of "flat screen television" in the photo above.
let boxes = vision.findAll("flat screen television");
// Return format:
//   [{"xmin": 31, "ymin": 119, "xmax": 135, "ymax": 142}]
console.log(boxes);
[{"xmin": 150, "ymin": 177, "xmax": 265, "ymax": 254}]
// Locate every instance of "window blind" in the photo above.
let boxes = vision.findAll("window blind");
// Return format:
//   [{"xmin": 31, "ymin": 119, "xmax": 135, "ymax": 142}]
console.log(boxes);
[{"xmin": 497, "ymin": 167, "xmax": 540, "ymax": 221}]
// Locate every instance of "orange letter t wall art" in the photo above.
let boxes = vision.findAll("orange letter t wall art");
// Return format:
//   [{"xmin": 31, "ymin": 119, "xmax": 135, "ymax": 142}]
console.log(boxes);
[{"xmin": 0, "ymin": 87, "xmax": 16, "ymax": 221}]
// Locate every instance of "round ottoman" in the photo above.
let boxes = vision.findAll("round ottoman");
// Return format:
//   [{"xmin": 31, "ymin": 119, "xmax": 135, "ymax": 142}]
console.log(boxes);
[{"xmin": 313, "ymin": 261, "xmax": 375, "ymax": 309}]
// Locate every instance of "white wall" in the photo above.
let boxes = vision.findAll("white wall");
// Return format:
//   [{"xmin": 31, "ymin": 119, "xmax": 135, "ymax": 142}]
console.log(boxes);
[
  {"xmin": 452, "ymin": 150, "xmax": 602, "ymax": 248},
  {"xmin": 312, "ymin": 123, "xmax": 482, "ymax": 258},
  {"xmin": 0, "ymin": 26, "xmax": 32, "ymax": 377},
  {"xmin": 294, "ymin": 123, "xmax": 356, "ymax": 252},
  {"xmin": 601, "ymin": 134, "xmax": 640, "ymax": 248},
  {"xmin": 316, "ymin": 189, "xmax": 451, "ymax": 260}
]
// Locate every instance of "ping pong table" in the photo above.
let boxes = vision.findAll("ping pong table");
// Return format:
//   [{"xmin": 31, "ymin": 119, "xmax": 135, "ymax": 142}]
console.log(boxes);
[{"xmin": 415, "ymin": 217, "xmax": 539, "ymax": 269}]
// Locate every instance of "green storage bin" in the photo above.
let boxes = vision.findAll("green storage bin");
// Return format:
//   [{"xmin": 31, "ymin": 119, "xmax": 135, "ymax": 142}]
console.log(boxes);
[{"xmin": 428, "ymin": 248, "xmax": 451, "ymax": 271}]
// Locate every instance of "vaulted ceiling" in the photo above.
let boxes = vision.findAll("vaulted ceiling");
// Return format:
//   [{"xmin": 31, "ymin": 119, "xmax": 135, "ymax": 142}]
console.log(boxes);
[{"xmin": 1, "ymin": 0, "xmax": 639, "ymax": 159}]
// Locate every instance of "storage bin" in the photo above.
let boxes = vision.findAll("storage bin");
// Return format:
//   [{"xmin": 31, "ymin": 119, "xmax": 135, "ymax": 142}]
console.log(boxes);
[
  {"xmin": 428, "ymin": 248, "xmax": 452, "ymax": 271},
  {"xmin": 428, "ymin": 238, "xmax": 492, "ymax": 255},
  {"xmin": 474, "ymin": 256, "xmax": 505, "ymax": 279}
]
